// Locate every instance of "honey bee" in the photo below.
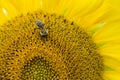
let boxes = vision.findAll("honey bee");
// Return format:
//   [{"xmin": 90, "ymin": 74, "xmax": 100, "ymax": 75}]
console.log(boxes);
[{"xmin": 35, "ymin": 20, "xmax": 48, "ymax": 37}]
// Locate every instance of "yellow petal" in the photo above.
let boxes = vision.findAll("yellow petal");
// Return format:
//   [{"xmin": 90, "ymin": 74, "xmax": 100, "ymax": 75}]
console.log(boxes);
[
  {"xmin": 0, "ymin": 0, "xmax": 18, "ymax": 20},
  {"xmin": 8, "ymin": 0, "xmax": 42, "ymax": 14},
  {"xmin": 0, "ymin": 8, "xmax": 7, "ymax": 25},
  {"xmin": 103, "ymin": 56, "xmax": 120, "ymax": 79},
  {"xmin": 100, "ymin": 44, "xmax": 120, "ymax": 60},
  {"xmin": 104, "ymin": 56, "xmax": 120, "ymax": 72},
  {"xmin": 104, "ymin": 71, "xmax": 120, "ymax": 80},
  {"xmin": 93, "ymin": 21, "xmax": 120, "ymax": 43},
  {"xmin": 108, "ymin": 0, "xmax": 120, "ymax": 11}
]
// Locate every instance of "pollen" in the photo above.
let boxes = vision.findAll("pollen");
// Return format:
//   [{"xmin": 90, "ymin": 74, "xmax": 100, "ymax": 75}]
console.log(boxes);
[{"xmin": 0, "ymin": 11, "xmax": 104, "ymax": 80}]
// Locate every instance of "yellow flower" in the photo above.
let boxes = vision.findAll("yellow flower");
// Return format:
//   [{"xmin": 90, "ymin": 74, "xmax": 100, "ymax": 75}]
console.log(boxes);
[{"xmin": 0, "ymin": 0, "xmax": 120, "ymax": 80}]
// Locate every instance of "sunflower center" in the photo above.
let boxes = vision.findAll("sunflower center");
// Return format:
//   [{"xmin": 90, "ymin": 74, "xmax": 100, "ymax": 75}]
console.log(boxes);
[
  {"xmin": 21, "ymin": 57, "xmax": 58, "ymax": 80},
  {"xmin": 0, "ymin": 10, "xmax": 103, "ymax": 80}
]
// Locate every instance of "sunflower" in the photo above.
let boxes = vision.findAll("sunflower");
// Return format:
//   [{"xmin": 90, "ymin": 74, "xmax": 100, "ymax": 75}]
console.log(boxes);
[{"xmin": 0, "ymin": 0, "xmax": 120, "ymax": 80}]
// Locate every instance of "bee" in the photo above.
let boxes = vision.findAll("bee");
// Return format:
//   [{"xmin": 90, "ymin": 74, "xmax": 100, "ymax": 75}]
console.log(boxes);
[{"xmin": 35, "ymin": 20, "xmax": 48, "ymax": 37}]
